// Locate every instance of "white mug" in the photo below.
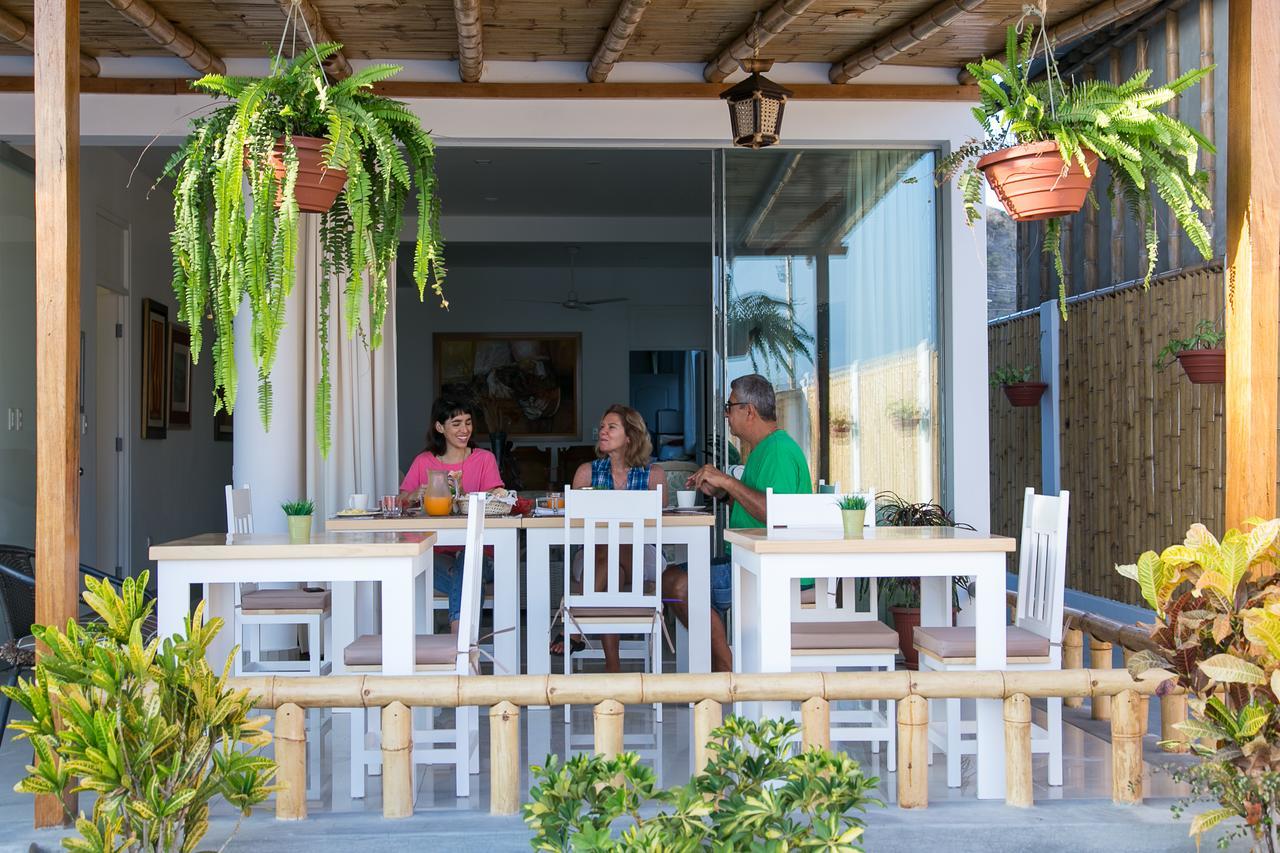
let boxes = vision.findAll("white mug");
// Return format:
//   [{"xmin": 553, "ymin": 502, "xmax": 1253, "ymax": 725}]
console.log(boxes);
[
  {"xmin": 348, "ymin": 493, "xmax": 369, "ymax": 511},
  {"xmin": 676, "ymin": 490, "xmax": 698, "ymax": 509}
]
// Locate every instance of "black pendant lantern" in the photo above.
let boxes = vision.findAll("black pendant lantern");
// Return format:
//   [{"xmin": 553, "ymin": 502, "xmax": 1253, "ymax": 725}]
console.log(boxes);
[{"xmin": 720, "ymin": 59, "xmax": 793, "ymax": 149}]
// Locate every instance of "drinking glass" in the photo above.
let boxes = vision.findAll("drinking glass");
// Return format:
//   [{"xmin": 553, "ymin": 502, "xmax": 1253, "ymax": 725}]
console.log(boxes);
[{"xmin": 380, "ymin": 494, "xmax": 401, "ymax": 517}]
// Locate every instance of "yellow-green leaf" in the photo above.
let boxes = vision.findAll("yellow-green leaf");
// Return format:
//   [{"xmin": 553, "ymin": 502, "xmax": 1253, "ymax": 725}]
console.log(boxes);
[
  {"xmin": 1189, "ymin": 806, "xmax": 1237, "ymax": 837},
  {"xmin": 1116, "ymin": 562, "xmax": 1139, "ymax": 582},
  {"xmin": 1198, "ymin": 653, "xmax": 1265, "ymax": 684},
  {"xmin": 1271, "ymin": 669, "xmax": 1280, "ymax": 698},
  {"xmin": 1237, "ymin": 704, "xmax": 1268, "ymax": 739},
  {"xmin": 1136, "ymin": 550, "xmax": 1169, "ymax": 613},
  {"xmin": 1243, "ymin": 609, "xmax": 1280, "ymax": 660}
]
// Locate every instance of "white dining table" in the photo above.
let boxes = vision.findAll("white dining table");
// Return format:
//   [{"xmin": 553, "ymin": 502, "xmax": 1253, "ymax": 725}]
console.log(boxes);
[
  {"xmin": 724, "ymin": 525, "xmax": 1016, "ymax": 800},
  {"xmin": 150, "ymin": 531, "xmax": 435, "ymax": 676},
  {"xmin": 326, "ymin": 513, "xmax": 522, "ymax": 675}
]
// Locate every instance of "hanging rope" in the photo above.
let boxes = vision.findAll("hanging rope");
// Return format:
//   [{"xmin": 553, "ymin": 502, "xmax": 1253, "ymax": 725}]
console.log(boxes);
[
  {"xmin": 274, "ymin": 0, "xmax": 332, "ymax": 90},
  {"xmin": 1017, "ymin": 1, "xmax": 1062, "ymax": 119}
]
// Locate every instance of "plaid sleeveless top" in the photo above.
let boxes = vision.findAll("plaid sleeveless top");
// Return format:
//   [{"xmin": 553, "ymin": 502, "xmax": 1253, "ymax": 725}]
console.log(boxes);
[{"xmin": 590, "ymin": 457, "xmax": 650, "ymax": 490}]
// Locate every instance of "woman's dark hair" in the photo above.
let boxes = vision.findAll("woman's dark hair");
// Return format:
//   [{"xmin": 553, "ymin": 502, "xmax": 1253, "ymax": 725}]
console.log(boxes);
[{"xmin": 426, "ymin": 397, "xmax": 476, "ymax": 456}]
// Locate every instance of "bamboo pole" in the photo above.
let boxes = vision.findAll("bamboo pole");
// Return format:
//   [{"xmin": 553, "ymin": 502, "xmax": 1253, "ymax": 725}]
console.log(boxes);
[
  {"xmin": 274, "ymin": 703, "xmax": 307, "ymax": 821},
  {"xmin": 693, "ymin": 699, "xmax": 722, "ymax": 774},
  {"xmin": 1090, "ymin": 638, "xmax": 1114, "ymax": 720},
  {"xmin": 587, "ymin": 0, "xmax": 652, "ymax": 83},
  {"xmin": 1198, "ymin": 0, "xmax": 1215, "ymax": 242},
  {"xmin": 381, "ymin": 702, "xmax": 414, "ymax": 819},
  {"xmin": 830, "ymin": 0, "xmax": 987, "ymax": 84},
  {"xmin": 703, "ymin": 0, "xmax": 818, "ymax": 83},
  {"xmin": 801, "ymin": 697, "xmax": 830, "ymax": 751},
  {"xmin": 897, "ymin": 695, "xmax": 928, "ymax": 809},
  {"xmin": 1135, "ymin": 31, "xmax": 1150, "ymax": 275},
  {"xmin": 1062, "ymin": 628, "xmax": 1085, "ymax": 708},
  {"xmin": 593, "ymin": 700, "xmax": 624, "ymax": 758},
  {"xmin": 1003, "ymin": 693, "xmax": 1033, "ymax": 808},
  {"xmin": 1108, "ymin": 48, "xmax": 1125, "ymax": 285},
  {"xmin": 101, "ymin": 0, "xmax": 225, "ymax": 75},
  {"xmin": 1160, "ymin": 693, "xmax": 1189, "ymax": 753},
  {"xmin": 1165, "ymin": 9, "xmax": 1181, "ymax": 267},
  {"xmin": 1082, "ymin": 65, "xmax": 1099, "ymax": 293},
  {"xmin": 275, "ymin": 0, "xmax": 351, "ymax": 78},
  {"xmin": 1122, "ymin": 648, "xmax": 1151, "ymax": 735},
  {"xmin": 489, "ymin": 701, "xmax": 521, "ymax": 815},
  {"xmin": 0, "ymin": 7, "xmax": 99, "ymax": 76},
  {"xmin": 1111, "ymin": 689, "xmax": 1144, "ymax": 804},
  {"xmin": 453, "ymin": 0, "xmax": 484, "ymax": 83}
]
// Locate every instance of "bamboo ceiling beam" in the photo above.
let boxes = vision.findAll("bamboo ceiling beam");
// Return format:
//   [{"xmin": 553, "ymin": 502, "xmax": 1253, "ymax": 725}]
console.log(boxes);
[
  {"xmin": 587, "ymin": 0, "xmax": 652, "ymax": 83},
  {"xmin": 102, "ymin": 0, "xmax": 224, "ymax": 75},
  {"xmin": 830, "ymin": 0, "xmax": 988, "ymax": 84},
  {"xmin": 0, "ymin": 6, "xmax": 98, "ymax": 76},
  {"xmin": 453, "ymin": 0, "xmax": 483, "ymax": 83},
  {"xmin": 276, "ymin": 0, "xmax": 351, "ymax": 79},
  {"xmin": 703, "ymin": 0, "xmax": 817, "ymax": 84},
  {"xmin": 1058, "ymin": 0, "xmax": 1194, "ymax": 80}
]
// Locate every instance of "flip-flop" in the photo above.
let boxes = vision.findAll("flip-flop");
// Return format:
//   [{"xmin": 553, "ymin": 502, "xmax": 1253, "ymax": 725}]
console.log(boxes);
[{"xmin": 549, "ymin": 634, "xmax": 587, "ymax": 655}]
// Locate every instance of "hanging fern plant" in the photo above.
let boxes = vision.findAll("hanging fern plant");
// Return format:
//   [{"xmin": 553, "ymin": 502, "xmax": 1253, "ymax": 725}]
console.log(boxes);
[
  {"xmin": 937, "ymin": 24, "xmax": 1214, "ymax": 318},
  {"xmin": 163, "ymin": 42, "xmax": 446, "ymax": 457}
]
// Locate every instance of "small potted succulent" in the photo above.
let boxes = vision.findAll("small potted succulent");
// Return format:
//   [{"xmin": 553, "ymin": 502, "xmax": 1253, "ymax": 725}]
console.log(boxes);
[
  {"xmin": 991, "ymin": 364, "xmax": 1048, "ymax": 407},
  {"xmin": 836, "ymin": 494, "xmax": 868, "ymax": 539},
  {"xmin": 1156, "ymin": 320, "xmax": 1225, "ymax": 384},
  {"xmin": 282, "ymin": 499, "xmax": 315, "ymax": 544}
]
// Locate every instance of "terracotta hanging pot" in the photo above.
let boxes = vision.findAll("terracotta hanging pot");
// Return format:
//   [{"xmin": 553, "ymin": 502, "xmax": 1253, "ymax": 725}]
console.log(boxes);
[
  {"xmin": 1002, "ymin": 381, "xmax": 1048, "ymax": 407},
  {"xmin": 1175, "ymin": 349, "xmax": 1225, "ymax": 384},
  {"xmin": 265, "ymin": 135, "xmax": 348, "ymax": 213},
  {"xmin": 977, "ymin": 140, "xmax": 1098, "ymax": 222}
]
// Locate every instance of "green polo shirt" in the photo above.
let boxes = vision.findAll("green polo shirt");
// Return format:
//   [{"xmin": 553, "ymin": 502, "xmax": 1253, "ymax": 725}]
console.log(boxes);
[{"xmin": 729, "ymin": 428, "xmax": 812, "ymax": 530}]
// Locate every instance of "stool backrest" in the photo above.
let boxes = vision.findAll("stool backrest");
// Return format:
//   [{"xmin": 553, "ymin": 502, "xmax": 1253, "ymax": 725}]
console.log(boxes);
[
  {"xmin": 564, "ymin": 486, "xmax": 663, "ymax": 610},
  {"xmin": 1014, "ymin": 487, "xmax": 1070, "ymax": 645},
  {"xmin": 225, "ymin": 484, "xmax": 253, "ymax": 535}
]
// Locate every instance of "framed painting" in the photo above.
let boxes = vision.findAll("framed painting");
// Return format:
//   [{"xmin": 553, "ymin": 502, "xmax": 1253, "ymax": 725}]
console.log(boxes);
[
  {"xmin": 140, "ymin": 298, "xmax": 167, "ymax": 439},
  {"xmin": 434, "ymin": 333, "xmax": 581, "ymax": 440},
  {"xmin": 168, "ymin": 323, "xmax": 192, "ymax": 429}
]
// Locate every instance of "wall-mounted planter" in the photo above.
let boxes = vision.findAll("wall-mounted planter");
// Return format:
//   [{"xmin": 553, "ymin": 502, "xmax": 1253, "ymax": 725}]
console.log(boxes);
[
  {"xmin": 1175, "ymin": 349, "xmax": 1225, "ymax": 384},
  {"xmin": 977, "ymin": 140, "xmax": 1098, "ymax": 222},
  {"xmin": 265, "ymin": 135, "xmax": 348, "ymax": 213},
  {"xmin": 1002, "ymin": 382, "xmax": 1048, "ymax": 407}
]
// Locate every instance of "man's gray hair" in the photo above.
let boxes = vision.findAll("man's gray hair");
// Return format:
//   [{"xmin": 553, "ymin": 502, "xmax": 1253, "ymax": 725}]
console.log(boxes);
[{"xmin": 730, "ymin": 374, "xmax": 777, "ymax": 421}]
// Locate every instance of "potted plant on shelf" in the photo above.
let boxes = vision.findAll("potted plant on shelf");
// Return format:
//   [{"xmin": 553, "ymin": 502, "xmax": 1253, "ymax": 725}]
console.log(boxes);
[
  {"xmin": 164, "ymin": 42, "xmax": 447, "ymax": 458},
  {"xmin": 991, "ymin": 364, "xmax": 1048, "ymax": 406},
  {"xmin": 283, "ymin": 499, "xmax": 315, "ymax": 543},
  {"xmin": 876, "ymin": 491, "xmax": 975, "ymax": 670},
  {"xmin": 1156, "ymin": 320, "xmax": 1225, "ymax": 384},
  {"xmin": 938, "ymin": 23, "xmax": 1214, "ymax": 317},
  {"xmin": 887, "ymin": 399, "xmax": 926, "ymax": 431},
  {"xmin": 837, "ymin": 494, "xmax": 867, "ymax": 539}
]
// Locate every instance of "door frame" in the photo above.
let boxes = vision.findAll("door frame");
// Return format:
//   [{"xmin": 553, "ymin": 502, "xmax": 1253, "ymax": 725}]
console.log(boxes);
[{"xmin": 94, "ymin": 209, "xmax": 131, "ymax": 577}]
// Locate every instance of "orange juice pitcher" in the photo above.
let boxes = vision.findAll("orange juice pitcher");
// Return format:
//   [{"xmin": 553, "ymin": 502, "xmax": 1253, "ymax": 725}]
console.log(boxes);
[{"xmin": 423, "ymin": 469, "xmax": 453, "ymax": 516}]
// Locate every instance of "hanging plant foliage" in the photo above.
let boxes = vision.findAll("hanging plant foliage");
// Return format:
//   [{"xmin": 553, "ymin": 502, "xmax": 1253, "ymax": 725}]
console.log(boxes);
[{"xmin": 163, "ymin": 43, "xmax": 447, "ymax": 457}]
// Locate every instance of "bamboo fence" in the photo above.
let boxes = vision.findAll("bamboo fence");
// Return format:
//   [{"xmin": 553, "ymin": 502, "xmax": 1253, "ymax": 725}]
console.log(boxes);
[{"xmin": 989, "ymin": 264, "xmax": 1225, "ymax": 604}]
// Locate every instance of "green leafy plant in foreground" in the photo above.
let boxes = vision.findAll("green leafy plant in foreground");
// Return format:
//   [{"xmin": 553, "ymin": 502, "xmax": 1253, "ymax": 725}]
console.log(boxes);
[
  {"xmin": 281, "ymin": 499, "xmax": 316, "ymax": 516},
  {"xmin": 523, "ymin": 715, "xmax": 881, "ymax": 851},
  {"xmin": 1155, "ymin": 319, "xmax": 1226, "ymax": 371},
  {"xmin": 3, "ymin": 572, "xmax": 277, "ymax": 853},
  {"xmin": 990, "ymin": 364, "xmax": 1035, "ymax": 387}
]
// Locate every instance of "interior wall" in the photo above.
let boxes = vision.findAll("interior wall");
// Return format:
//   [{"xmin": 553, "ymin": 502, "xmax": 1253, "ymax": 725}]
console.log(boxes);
[{"xmin": 0, "ymin": 149, "xmax": 35, "ymax": 551}]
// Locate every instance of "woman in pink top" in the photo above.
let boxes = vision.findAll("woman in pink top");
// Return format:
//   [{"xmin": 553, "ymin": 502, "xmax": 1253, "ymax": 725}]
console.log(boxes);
[{"xmin": 399, "ymin": 397, "xmax": 504, "ymax": 632}]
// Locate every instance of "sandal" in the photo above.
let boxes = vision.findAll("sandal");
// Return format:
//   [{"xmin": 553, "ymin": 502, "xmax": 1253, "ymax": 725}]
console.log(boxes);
[{"xmin": 549, "ymin": 634, "xmax": 587, "ymax": 655}]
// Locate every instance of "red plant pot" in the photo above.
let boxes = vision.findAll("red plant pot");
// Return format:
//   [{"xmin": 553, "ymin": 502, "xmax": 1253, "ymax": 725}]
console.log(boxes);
[
  {"xmin": 977, "ymin": 140, "xmax": 1098, "ymax": 222},
  {"xmin": 1002, "ymin": 382, "xmax": 1048, "ymax": 407},
  {"xmin": 1176, "ymin": 349, "xmax": 1225, "ymax": 384},
  {"xmin": 890, "ymin": 606, "xmax": 922, "ymax": 670},
  {"xmin": 265, "ymin": 135, "xmax": 348, "ymax": 213}
]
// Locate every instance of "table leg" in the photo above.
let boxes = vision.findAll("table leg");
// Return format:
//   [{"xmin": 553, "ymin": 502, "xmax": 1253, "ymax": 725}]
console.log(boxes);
[
  {"xmin": 974, "ymin": 559, "xmax": 1008, "ymax": 800},
  {"xmin": 156, "ymin": 563, "xmax": 186, "ymax": 641},
  {"xmin": 205, "ymin": 581, "xmax": 235, "ymax": 671},
  {"xmin": 686, "ymin": 534, "xmax": 711, "ymax": 674},
  {"xmin": 331, "ymin": 581, "xmax": 355, "ymax": 670},
  {"xmin": 493, "ymin": 530, "xmax": 520, "ymax": 675},
  {"xmin": 920, "ymin": 576, "xmax": 949, "ymax": 627},
  {"xmin": 526, "ymin": 532, "xmax": 552, "ymax": 678},
  {"xmin": 381, "ymin": 564, "xmax": 417, "ymax": 675},
  {"xmin": 755, "ymin": 565, "xmax": 791, "ymax": 723}
]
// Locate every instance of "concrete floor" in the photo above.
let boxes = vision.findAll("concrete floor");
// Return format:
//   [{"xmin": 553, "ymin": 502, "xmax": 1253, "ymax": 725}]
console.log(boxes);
[{"xmin": 0, "ymin": 698, "xmax": 1254, "ymax": 852}]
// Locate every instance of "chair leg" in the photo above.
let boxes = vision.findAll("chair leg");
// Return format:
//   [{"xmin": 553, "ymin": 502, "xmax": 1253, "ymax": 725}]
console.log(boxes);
[
  {"xmin": 945, "ymin": 697, "xmax": 962, "ymax": 788},
  {"xmin": 563, "ymin": 631, "xmax": 572, "ymax": 724},
  {"xmin": 350, "ymin": 708, "xmax": 366, "ymax": 799},
  {"xmin": 455, "ymin": 707, "xmax": 470, "ymax": 797},
  {"xmin": 0, "ymin": 667, "xmax": 22, "ymax": 749},
  {"xmin": 651, "ymin": 628, "xmax": 663, "ymax": 723},
  {"xmin": 1048, "ymin": 696, "xmax": 1063, "ymax": 787},
  {"xmin": 886, "ymin": 698, "xmax": 897, "ymax": 770},
  {"xmin": 469, "ymin": 706, "xmax": 480, "ymax": 775}
]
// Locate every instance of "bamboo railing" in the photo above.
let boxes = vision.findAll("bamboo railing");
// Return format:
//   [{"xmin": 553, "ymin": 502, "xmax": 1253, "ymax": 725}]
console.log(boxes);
[{"xmin": 228, "ymin": 666, "xmax": 1181, "ymax": 821}]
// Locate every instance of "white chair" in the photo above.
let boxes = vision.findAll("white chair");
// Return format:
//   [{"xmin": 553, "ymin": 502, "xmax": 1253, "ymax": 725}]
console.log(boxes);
[
  {"xmin": 560, "ymin": 486, "xmax": 665, "ymax": 723},
  {"xmin": 914, "ymin": 487, "xmax": 1069, "ymax": 788},
  {"xmin": 766, "ymin": 488, "xmax": 898, "ymax": 762},
  {"xmin": 342, "ymin": 493, "xmax": 486, "ymax": 799}
]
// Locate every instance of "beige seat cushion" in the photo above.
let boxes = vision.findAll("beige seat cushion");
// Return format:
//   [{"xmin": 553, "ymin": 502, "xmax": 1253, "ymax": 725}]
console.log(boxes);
[
  {"xmin": 241, "ymin": 588, "xmax": 330, "ymax": 612},
  {"xmin": 791, "ymin": 620, "xmax": 899, "ymax": 652},
  {"xmin": 343, "ymin": 633, "xmax": 457, "ymax": 667},
  {"xmin": 913, "ymin": 625, "xmax": 1049, "ymax": 660},
  {"xmin": 569, "ymin": 606, "xmax": 658, "ymax": 619}
]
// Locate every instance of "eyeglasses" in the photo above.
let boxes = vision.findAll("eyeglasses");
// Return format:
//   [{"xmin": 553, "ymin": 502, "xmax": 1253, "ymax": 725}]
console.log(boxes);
[{"xmin": 723, "ymin": 401, "xmax": 749, "ymax": 414}]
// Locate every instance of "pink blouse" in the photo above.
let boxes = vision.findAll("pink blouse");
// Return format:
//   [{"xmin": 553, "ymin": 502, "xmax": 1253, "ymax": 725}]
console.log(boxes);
[{"xmin": 400, "ymin": 448, "xmax": 504, "ymax": 495}]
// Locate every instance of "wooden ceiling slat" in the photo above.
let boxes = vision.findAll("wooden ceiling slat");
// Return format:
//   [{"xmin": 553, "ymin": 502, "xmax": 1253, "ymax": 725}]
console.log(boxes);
[
  {"xmin": 102, "ymin": 0, "xmax": 224, "ymax": 74},
  {"xmin": 587, "ymin": 0, "xmax": 652, "ymax": 83},
  {"xmin": 703, "ymin": 0, "xmax": 818, "ymax": 83},
  {"xmin": 277, "ymin": 0, "xmax": 351, "ymax": 78},
  {"xmin": 830, "ymin": 0, "xmax": 988, "ymax": 83},
  {"xmin": 0, "ymin": 4, "xmax": 98, "ymax": 75},
  {"xmin": 453, "ymin": 0, "xmax": 483, "ymax": 82}
]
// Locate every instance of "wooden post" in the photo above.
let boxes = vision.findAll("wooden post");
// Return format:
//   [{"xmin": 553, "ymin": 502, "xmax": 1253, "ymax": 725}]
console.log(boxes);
[
  {"xmin": 801, "ymin": 697, "xmax": 830, "ymax": 752},
  {"xmin": 489, "ymin": 701, "xmax": 520, "ymax": 816},
  {"xmin": 1111, "ymin": 689, "xmax": 1144, "ymax": 805},
  {"xmin": 274, "ymin": 703, "xmax": 307, "ymax": 821},
  {"xmin": 897, "ymin": 694, "xmax": 928, "ymax": 809},
  {"xmin": 1122, "ymin": 648, "xmax": 1151, "ymax": 735},
  {"xmin": 1062, "ymin": 628, "xmax": 1084, "ymax": 708},
  {"xmin": 1165, "ymin": 9, "xmax": 1182, "ymax": 268},
  {"xmin": 593, "ymin": 699, "xmax": 624, "ymax": 758},
  {"xmin": 381, "ymin": 702, "xmax": 413, "ymax": 818},
  {"xmin": 33, "ymin": 0, "xmax": 81, "ymax": 828},
  {"xmin": 1224, "ymin": 0, "xmax": 1280, "ymax": 527},
  {"xmin": 1089, "ymin": 637, "xmax": 1113, "ymax": 720},
  {"xmin": 1003, "ymin": 693, "xmax": 1032, "ymax": 808},
  {"xmin": 693, "ymin": 699, "xmax": 722, "ymax": 774},
  {"xmin": 1160, "ymin": 693, "xmax": 1190, "ymax": 753}
]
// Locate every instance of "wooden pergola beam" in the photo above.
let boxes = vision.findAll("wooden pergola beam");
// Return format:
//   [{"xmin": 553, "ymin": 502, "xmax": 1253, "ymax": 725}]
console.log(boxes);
[
  {"xmin": 102, "ymin": 0, "xmax": 224, "ymax": 76},
  {"xmin": 0, "ymin": 6, "xmax": 98, "ymax": 76},
  {"xmin": 703, "ymin": 0, "xmax": 817, "ymax": 84},
  {"xmin": 830, "ymin": 0, "xmax": 988, "ymax": 84},
  {"xmin": 276, "ymin": 0, "xmax": 351, "ymax": 79},
  {"xmin": 1224, "ymin": 0, "xmax": 1280, "ymax": 526},
  {"xmin": 453, "ymin": 0, "xmax": 483, "ymax": 83},
  {"xmin": 33, "ymin": 0, "xmax": 81, "ymax": 826},
  {"xmin": 587, "ymin": 0, "xmax": 652, "ymax": 83}
]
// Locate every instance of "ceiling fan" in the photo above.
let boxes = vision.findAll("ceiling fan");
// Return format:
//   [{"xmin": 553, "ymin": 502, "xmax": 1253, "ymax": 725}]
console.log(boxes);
[{"xmin": 515, "ymin": 247, "xmax": 629, "ymax": 311}]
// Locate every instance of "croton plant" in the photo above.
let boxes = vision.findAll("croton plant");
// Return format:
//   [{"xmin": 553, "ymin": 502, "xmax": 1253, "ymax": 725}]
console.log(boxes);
[{"xmin": 1117, "ymin": 518, "xmax": 1280, "ymax": 849}]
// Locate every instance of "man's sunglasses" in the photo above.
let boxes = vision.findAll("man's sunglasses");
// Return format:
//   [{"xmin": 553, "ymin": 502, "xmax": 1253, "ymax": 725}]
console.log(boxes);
[{"xmin": 723, "ymin": 401, "xmax": 749, "ymax": 414}]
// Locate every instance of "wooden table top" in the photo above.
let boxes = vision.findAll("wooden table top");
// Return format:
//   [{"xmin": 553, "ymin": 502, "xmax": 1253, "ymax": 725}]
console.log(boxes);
[
  {"xmin": 723, "ymin": 526, "xmax": 1016, "ymax": 554},
  {"xmin": 149, "ymin": 531, "xmax": 436, "ymax": 560},
  {"xmin": 326, "ymin": 514, "xmax": 523, "ymax": 531},
  {"xmin": 519, "ymin": 511, "xmax": 717, "ymax": 529}
]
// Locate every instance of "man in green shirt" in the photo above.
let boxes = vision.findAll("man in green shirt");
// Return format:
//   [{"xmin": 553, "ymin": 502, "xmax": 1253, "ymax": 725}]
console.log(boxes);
[{"xmin": 662, "ymin": 374, "xmax": 812, "ymax": 671}]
